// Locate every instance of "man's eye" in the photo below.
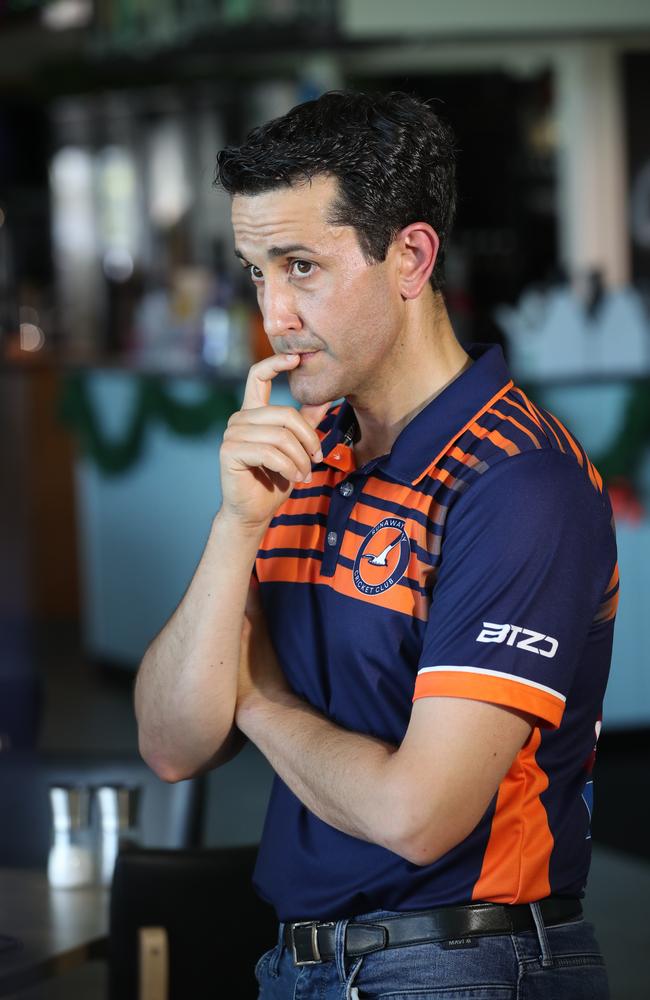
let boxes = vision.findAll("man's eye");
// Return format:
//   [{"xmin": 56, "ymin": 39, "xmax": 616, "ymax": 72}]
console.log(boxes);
[
  {"xmin": 243, "ymin": 261, "xmax": 314, "ymax": 281},
  {"xmin": 290, "ymin": 260, "xmax": 316, "ymax": 278}
]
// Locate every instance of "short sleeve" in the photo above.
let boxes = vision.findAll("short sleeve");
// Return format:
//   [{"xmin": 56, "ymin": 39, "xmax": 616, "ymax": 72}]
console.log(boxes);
[{"xmin": 414, "ymin": 450, "xmax": 614, "ymax": 728}]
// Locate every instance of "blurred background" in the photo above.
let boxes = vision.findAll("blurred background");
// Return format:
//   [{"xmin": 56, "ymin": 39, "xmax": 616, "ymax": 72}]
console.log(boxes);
[{"xmin": 1, "ymin": 2, "xmax": 650, "ymax": 998}]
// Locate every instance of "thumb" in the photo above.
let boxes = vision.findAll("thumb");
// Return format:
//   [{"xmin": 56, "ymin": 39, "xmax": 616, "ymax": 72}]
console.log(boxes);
[{"xmin": 300, "ymin": 400, "xmax": 333, "ymax": 430}]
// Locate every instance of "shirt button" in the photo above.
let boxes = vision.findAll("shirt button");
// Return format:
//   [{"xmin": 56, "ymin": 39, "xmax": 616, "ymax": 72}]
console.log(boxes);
[
  {"xmin": 327, "ymin": 531, "xmax": 338, "ymax": 547},
  {"xmin": 339, "ymin": 482, "xmax": 354, "ymax": 497}
]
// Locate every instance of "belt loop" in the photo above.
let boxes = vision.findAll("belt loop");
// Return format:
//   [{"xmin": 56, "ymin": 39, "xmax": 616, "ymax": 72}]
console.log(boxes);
[
  {"xmin": 529, "ymin": 902, "xmax": 554, "ymax": 968},
  {"xmin": 334, "ymin": 918, "xmax": 350, "ymax": 984},
  {"xmin": 345, "ymin": 958, "xmax": 364, "ymax": 999},
  {"xmin": 269, "ymin": 921, "xmax": 284, "ymax": 977}
]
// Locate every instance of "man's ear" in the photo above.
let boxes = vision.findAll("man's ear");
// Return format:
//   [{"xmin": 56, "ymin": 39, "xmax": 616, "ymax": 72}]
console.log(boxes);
[{"xmin": 394, "ymin": 222, "xmax": 440, "ymax": 300}]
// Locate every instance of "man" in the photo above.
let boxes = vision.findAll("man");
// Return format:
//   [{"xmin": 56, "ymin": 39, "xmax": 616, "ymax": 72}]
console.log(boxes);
[{"xmin": 135, "ymin": 92, "xmax": 616, "ymax": 998}]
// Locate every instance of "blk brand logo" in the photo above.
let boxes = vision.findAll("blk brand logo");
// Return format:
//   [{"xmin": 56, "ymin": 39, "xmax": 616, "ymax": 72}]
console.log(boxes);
[{"xmin": 475, "ymin": 621, "xmax": 558, "ymax": 658}]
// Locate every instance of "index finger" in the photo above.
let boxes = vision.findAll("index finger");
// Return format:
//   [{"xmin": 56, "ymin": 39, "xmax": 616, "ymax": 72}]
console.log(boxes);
[{"xmin": 242, "ymin": 353, "xmax": 300, "ymax": 410}]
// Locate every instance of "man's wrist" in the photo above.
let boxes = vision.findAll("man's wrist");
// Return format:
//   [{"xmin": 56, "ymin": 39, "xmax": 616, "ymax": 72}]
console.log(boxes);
[
  {"xmin": 236, "ymin": 686, "xmax": 301, "ymax": 740},
  {"xmin": 213, "ymin": 506, "xmax": 269, "ymax": 546}
]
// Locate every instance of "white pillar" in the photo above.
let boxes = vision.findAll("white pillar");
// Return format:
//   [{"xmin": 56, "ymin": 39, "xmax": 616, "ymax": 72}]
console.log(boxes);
[{"xmin": 555, "ymin": 43, "xmax": 630, "ymax": 288}]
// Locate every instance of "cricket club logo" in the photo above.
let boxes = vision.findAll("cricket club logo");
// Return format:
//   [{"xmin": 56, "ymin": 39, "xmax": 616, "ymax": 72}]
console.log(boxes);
[{"xmin": 353, "ymin": 517, "xmax": 411, "ymax": 596}]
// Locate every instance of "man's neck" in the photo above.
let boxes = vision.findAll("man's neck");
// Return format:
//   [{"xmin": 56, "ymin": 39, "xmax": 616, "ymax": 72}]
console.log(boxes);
[{"xmin": 350, "ymin": 298, "xmax": 471, "ymax": 468}]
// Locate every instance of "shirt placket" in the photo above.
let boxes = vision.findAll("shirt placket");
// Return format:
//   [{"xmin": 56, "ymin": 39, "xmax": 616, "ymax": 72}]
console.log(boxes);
[
  {"xmin": 320, "ymin": 444, "xmax": 387, "ymax": 578},
  {"xmin": 320, "ymin": 441, "xmax": 358, "ymax": 578}
]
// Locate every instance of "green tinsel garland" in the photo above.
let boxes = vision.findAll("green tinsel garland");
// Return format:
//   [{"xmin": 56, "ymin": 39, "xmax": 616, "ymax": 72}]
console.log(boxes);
[
  {"xmin": 59, "ymin": 371, "xmax": 650, "ymax": 484},
  {"xmin": 522, "ymin": 382, "xmax": 650, "ymax": 487},
  {"xmin": 590, "ymin": 383, "xmax": 650, "ymax": 484},
  {"xmin": 58, "ymin": 372, "xmax": 240, "ymax": 476}
]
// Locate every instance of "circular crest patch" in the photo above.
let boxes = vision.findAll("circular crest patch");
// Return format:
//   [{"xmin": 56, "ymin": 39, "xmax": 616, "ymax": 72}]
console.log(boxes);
[{"xmin": 353, "ymin": 517, "xmax": 410, "ymax": 595}]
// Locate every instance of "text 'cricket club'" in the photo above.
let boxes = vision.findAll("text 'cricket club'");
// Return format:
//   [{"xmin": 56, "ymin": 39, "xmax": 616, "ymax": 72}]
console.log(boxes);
[{"xmin": 353, "ymin": 518, "xmax": 411, "ymax": 596}]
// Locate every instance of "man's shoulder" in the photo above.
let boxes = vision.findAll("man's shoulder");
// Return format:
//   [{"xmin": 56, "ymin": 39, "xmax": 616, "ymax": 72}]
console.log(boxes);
[
  {"xmin": 443, "ymin": 442, "xmax": 613, "ymax": 557},
  {"xmin": 433, "ymin": 384, "xmax": 603, "ymax": 502}
]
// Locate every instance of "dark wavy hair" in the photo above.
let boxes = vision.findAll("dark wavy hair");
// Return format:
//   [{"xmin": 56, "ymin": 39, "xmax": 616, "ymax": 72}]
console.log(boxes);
[{"xmin": 215, "ymin": 90, "xmax": 457, "ymax": 292}]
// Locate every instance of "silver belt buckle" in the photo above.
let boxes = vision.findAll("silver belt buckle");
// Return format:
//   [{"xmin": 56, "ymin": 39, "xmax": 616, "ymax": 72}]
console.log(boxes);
[{"xmin": 291, "ymin": 921, "xmax": 334, "ymax": 966}]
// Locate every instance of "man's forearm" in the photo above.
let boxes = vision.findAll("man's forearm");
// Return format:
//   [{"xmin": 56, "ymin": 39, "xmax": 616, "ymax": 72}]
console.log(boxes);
[
  {"xmin": 236, "ymin": 691, "xmax": 402, "ymax": 850},
  {"xmin": 135, "ymin": 511, "xmax": 263, "ymax": 781}
]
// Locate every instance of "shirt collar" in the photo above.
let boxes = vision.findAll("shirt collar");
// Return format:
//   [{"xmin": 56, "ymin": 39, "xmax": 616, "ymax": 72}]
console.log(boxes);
[{"xmin": 320, "ymin": 343, "xmax": 513, "ymax": 484}]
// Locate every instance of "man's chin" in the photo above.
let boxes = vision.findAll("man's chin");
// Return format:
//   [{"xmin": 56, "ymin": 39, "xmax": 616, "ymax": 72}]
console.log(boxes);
[{"xmin": 288, "ymin": 372, "xmax": 339, "ymax": 407}]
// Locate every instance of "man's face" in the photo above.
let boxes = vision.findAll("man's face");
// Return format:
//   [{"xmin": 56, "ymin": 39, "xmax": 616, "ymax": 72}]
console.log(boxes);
[{"xmin": 231, "ymin": 175, "xmax": 405, "ymax": 406}]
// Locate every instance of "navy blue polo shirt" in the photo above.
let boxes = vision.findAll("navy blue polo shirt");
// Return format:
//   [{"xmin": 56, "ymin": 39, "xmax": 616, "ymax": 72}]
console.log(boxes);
[{"xmin": 252, "ymin": 343, "xmax": 618, "ymax": 921}]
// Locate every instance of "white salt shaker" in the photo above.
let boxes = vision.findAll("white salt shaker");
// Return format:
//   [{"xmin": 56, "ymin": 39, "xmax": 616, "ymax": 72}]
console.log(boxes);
[
  {"xmin": 96, "ymin": 785, "xmax": 140, "ymax": 887},
  {"xmin": 47, "ymin": 786, "xmax": 95, "ymax": 889}
]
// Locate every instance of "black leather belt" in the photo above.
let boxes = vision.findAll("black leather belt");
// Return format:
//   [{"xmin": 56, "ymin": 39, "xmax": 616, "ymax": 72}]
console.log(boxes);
[{"xmin": 283, "ymin": 897, "xmax": 582, "ymax": 966}]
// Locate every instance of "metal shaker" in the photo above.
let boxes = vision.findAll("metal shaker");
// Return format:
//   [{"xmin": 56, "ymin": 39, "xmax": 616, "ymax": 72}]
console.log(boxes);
[
  {"xmin": 96, "ymin": 785, "xmax": 141, "ymax": 887},
  {"xmin": 47, "ymin": 785, "xmax": 95, "ymax": 888}
]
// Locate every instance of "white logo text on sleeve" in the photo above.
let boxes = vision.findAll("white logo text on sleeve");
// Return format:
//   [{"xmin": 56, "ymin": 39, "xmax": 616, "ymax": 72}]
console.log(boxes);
[{"xmin": 476, "ymin": 622, "xmax": 558, "ymax": 658}]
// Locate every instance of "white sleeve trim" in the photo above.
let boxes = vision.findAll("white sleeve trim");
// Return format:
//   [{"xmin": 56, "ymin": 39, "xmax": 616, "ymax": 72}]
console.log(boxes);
[{"xmin": 417, "ymin": 665, "xmax": 566, "ymax": 703}]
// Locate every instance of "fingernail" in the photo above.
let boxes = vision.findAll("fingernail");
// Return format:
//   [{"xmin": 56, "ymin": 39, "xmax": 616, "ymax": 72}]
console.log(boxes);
[
  {"xmin": 304, "ymin": 472, "xmax": 312, "ymax": 483},
  {"xmin": 313, "ymin": 449, "xmax": 323, "ymax": 463},
  {"xmin": 285, "ymin": 353, "xmax": 299, "ymax": 360}
]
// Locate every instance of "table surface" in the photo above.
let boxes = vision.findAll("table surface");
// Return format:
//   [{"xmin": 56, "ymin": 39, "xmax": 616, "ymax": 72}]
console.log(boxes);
[{"xmin": 0, "ymin": 868, "xmax": 109, "ymax": 997}]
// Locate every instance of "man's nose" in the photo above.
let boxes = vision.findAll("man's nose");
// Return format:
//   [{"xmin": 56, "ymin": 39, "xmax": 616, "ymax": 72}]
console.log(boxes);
[{"xmin": 261, "ymin": 280, "xmax": 302, "ymax": 338}]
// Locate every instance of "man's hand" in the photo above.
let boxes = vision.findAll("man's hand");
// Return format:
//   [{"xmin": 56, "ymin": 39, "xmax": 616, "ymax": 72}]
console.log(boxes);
[
  {"xmin": 237, "ymin": 584, "xmax": 290, "ymax": 721},
  {"xmin": 220, "ymin": 353, "xmax": 332, "ymax": 531}
]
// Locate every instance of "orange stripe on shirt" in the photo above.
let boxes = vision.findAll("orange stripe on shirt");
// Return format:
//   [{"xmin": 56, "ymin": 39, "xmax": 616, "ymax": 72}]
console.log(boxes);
[
  {"xmin": 412, "ymin": 670, "xmax": 565, "ymax": 729},
  {"xmin": 316, "ymin": 405, "xmax": 343, "ymax": 444},
  {"xmin": 415, "ymin": 380, "xmax": 514, "ymax": 484},
  {"xmin": 351, "ymin": 495, "xmax": 444, "ymax": 533},
  {"xmin": 486, "ymin": 407, "xmax": 541, "ymax": 449},
  {"xmin": 605, "ymin": 562, "xmax": 619, "ymax": 594},
  {"xmin": 591, "ymin": 462, "xmax": 603, "ymax": 493},
  {"xmin": 545, "ymin": 411, "xmax": 584, "ymax": 469},
  {"xmin": 472, "ymin": 728, "xmax": 554, "ymax": 903},
  {"xmin": 282, "ymin": 493, "xmax": 332, "ymax": 517},
  {"xmin": 585, "ymin": 458, "xmax": 600, "ymax": 492},
  {"xmin": 504, "ymin": 391, "xmax": 545, "ymax": 432},
  {"xmin": 337, "ymin": 499, "xmax": 445, "ymax": 564},
  {"xmin": 585, "ymin": 456, "xmax": 603, "ymax": 492},
  {"xmin": 332, "ymin": 563, "xmax": 429, "ymax": 620},
  {"xmin": 431, "ymin": 466, "xmax": 466, "ymax": 491},
  {"xmin": 448, "ymin": 445, "xmax": 489, "ymax": 473},
  {"xmin": 468, "ymin": 420, "xmax": 521, "ymax": 458},
  {"xmin": 348, "ymin": 500, "xmax": 404, "ymax": 533},
  {"xmin": 529, "ymin": 401, "xmax": 565, "ymax": 453},
  {"xmin": 594, "ymin": 590, "xmax": 619, "ymax": 623},
  {"xmin": 262, "ymin": 522, "xmax": 324, "ymax": 552},
  {"xmin": 256, "ymin": 554, "xmax": 323, "ymax": 585}
]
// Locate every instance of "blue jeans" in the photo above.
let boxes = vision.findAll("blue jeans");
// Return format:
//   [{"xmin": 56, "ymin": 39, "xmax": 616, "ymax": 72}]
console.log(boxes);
[{"xmin": 255, "ymin": 905, "xmax": 609, "ymax": 999}]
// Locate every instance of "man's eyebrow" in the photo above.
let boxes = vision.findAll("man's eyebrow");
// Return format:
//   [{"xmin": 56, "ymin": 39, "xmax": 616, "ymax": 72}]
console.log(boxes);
[{"xmin": 234, "ymin": 244, "xmax": 319, "ymax": 262}]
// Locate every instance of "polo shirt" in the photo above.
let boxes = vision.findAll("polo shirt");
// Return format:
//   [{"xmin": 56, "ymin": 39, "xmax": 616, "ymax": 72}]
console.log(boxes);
[{"xmin": 252, "ymin": 342, "xmax": 619, "ymax": 922}]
